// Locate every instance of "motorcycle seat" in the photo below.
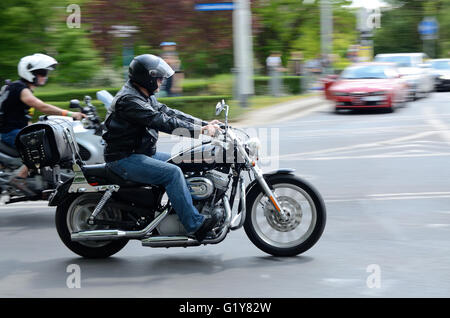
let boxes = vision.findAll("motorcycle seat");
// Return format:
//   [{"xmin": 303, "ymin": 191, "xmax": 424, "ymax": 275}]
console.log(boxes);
[
  {"xmin": 81, "ymin": 163, "xmax": 147, "ymax": 188},
  {"xmin": 0, "ymin": 140, "xmax": 19, "ymax": 157}
]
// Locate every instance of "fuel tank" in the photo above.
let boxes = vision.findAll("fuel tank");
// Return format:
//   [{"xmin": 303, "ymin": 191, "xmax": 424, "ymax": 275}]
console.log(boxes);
[{"xmin": 168, "ymin": 143, "xmax": 228, "ymax": 173}]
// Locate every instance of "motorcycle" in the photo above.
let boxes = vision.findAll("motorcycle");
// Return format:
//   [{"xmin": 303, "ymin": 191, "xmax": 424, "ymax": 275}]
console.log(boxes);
[
  {"xmin": 0, "ymin": 93, "xmax": 112, "ymax": 204},
  {"xmin": 27, "ymin": 100, "xmax": 326, "ymax": 258}
]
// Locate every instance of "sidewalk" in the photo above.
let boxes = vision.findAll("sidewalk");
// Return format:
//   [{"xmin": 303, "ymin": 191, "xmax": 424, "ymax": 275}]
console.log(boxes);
[
  {"xmin": 231, "ymin": 94, "xmax": 331, "ymax": 127},
  {"xmin": 159, "ymin": 94, "xmax": 330, "ymax": 138}
]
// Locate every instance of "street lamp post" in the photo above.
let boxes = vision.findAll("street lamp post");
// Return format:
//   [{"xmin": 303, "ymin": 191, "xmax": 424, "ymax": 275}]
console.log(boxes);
[
  {"xmin": 320, "ymin": 0, "xmax": 333, "ymax": 75},
  {"xmin": 195, "ymin": 1, "xmax": 254, "ymax": 108},
  {"xmin": 233, "ymin": 0, "xmax": 255, "ymax": 108}
]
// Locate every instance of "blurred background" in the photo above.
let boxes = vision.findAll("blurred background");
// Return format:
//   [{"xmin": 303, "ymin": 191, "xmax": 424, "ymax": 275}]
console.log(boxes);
[
  {"xmin": 2, "ymin": 1, "xmax": 450, "ymax": 297},
  {"xmin": 0, "ymin": 0, "xmax": 449, "ymax": 120}
]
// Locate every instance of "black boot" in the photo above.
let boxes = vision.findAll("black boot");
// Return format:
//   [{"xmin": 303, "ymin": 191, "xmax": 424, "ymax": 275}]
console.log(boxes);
[{"xmin": 194, "ymin": 213, "xmax": 220, "ymax": 242}]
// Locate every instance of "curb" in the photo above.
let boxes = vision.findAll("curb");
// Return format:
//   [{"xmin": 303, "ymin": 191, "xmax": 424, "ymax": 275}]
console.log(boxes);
[
  {"xmin": 231, "ymin": 94, "xmax": 330, "ymax": 127},
  {"xmin": 159, "ymin": 94, "xmax": 329, "ymax": 138}
]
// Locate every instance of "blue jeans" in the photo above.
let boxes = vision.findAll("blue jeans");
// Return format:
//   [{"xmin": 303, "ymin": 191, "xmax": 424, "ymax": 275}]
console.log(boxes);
[
  {"xmin": 1, "ymin": 129, "xmax": 21, "ymax": 148},
  {"xmin": 106, "ymin": 152, "xmax": 205, "ymax": 233}
]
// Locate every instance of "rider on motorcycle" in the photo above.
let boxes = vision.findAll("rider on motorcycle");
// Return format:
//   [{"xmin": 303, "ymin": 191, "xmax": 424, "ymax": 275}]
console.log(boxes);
[
  {"xmin": 0, "ymin": 53, "xmax": 86, "ymax": 196},
  {"xmin": 103, "ymin": 54, "xmax": 221, "ymax": 242}
]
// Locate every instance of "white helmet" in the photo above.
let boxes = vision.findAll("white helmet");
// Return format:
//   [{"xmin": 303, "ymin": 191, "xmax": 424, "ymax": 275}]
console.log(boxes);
[{"xmin": 18, "ymin": 53, "xmax": 58, "ymax": 83}]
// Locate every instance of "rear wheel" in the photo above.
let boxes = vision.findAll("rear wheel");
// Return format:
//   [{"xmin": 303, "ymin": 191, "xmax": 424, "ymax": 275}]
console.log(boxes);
[
  {"xmin": 55, "ymin": 193, "xmax": 128, "ymax": 258},
  {"xmin": 244, "ymin": 175, "xmax": 326, "ymax": 257}
]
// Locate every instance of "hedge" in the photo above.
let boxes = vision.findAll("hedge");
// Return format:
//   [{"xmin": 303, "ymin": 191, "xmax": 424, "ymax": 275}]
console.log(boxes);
[
  {"xmin": 34, "ymin": 76, "xmax": 304, "ymax": 101},
  {"xmin": 182, "ymin": 76, "xmax": 304, "ymax": 96},
  {"xmin": 253, "ymin": 76, "xmax": 303, "ymax": 95},
  {"xmin": 34, "ymin": 95, "xmax": 233, "ymax": 122},
  {"xmin": 35, "ymin": 87, "xmax": 121, "ymax": 102}
]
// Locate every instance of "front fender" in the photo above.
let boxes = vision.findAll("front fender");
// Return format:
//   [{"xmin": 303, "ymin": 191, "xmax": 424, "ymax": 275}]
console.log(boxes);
[{"xmin": 245, "ymin": 168, "xmax": 295, "ymax": 196}]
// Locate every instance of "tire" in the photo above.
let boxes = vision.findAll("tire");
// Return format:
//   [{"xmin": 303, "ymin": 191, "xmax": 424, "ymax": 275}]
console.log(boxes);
[
  {"xmin": 244, "ymin": 174, "xmax": 326, "ymax": 257},
  {"xmin": 55, "ymin": 193, "xmax": 128, "ymax": 258},
  {"xmin": 386, "ymin": 104, "xmax": 395, "ymax": 113}
]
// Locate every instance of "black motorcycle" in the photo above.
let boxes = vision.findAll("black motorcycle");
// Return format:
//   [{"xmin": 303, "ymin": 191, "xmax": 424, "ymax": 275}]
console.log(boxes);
[{"xmin": 16, "ymin": 100, "xmax": 326, "ymax": 258}]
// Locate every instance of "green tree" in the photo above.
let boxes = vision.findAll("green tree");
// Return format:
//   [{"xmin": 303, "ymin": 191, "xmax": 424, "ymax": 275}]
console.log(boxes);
[
  {"xmin": 0, "ymin": 0, "xmax": 57, "ymax": 80},
  {"xmin": 373, "ymin": 0, "xmax": 450, "ymax": 58},
  {"xmin": 0, "ymin": 0, "xmax": 101, "ymax": 84},
  {"xmin": 253, "ymin": 0, "xmax": 356, "ymax": 72},
  {"xmin": 50, "ymin": 23, "xmax": 101, "ymax": 84},
  {"xmin": 373, "ymin": 1, "xmax": 424, "ymax": 55},
  {"xmin": 435, "ymin": 0, "xmax": 450, "ymax": 57}
]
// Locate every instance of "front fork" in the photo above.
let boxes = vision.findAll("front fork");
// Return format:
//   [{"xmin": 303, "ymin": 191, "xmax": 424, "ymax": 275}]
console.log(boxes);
[{"xmin": 251, "ymin": 165, "xmax": 288, "ymax": 221}]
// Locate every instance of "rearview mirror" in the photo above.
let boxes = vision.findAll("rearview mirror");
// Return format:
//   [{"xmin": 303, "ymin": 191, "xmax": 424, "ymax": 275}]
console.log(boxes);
[
  {"xmin": 69, "ymin": 99, "xmax": 81, "ymax": 109},
  {"xmin": 215, "ymin": 100, "xmax": 225, "ymax": 116}
]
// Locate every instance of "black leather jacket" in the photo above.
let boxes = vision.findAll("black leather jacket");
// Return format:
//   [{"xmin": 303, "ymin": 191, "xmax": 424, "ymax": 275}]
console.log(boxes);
[{"xmin": 102, "ymin": 81, "xmax": 207, "ymax": 162}]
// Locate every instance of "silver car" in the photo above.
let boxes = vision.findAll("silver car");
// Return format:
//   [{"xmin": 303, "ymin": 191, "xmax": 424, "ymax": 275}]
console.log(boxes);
[{"xmin": 374, "ymin": 53, "xmax": 435, "ymax": 100}]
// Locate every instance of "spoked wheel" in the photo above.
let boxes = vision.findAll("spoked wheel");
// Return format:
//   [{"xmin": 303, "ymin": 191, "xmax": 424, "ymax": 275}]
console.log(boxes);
[
  {"xmin": 55, "ymin": 193, "xmax": 128, "ymax": 258},
  {"xmin": 244, "ymin": 174, "xmax": 326, "ymax": 257}
]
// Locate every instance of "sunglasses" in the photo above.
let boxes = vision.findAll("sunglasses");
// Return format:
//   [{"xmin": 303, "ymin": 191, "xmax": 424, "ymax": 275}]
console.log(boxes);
[{"xmin": 33, "ymin": 69, "xmax": 49, "ymax": 77}]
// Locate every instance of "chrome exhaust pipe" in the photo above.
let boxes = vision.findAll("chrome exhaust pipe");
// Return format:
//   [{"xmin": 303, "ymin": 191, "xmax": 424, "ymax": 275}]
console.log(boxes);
[
  {"xmin": 71, "ymin": 229, "xmax": 127, "ymax": 241},
  {"xmin": 71, "ymin": 207, "xmax": 170, "ymax": 242},
  {"xmin": 141, "ymin": 236, "xmax": 200, "ymax": 248}
]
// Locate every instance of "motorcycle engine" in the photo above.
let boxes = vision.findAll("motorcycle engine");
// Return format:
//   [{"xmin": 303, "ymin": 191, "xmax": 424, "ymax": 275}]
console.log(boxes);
[
  {"xmin": 186, "ymin": 170, "xmax": 229, "ymax": 200},
  {"xmin": 156, "ymin": 170, "xmax": 229, "ymax": 236}
]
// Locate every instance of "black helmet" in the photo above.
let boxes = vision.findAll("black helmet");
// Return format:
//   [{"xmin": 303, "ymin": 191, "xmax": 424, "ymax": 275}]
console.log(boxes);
[{"xmin": 128, "ymin": 54, "xmax": 174, "ymax": 94}]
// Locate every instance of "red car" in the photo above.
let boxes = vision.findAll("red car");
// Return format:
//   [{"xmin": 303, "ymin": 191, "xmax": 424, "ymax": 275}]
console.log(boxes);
[{"xmin": 323, "ymin": 62, "xmax": 409, "ymax": 113}]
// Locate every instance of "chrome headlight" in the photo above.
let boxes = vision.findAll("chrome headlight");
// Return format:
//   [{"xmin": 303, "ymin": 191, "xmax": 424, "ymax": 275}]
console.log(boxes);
[{"xmin": 245, "ymin": 137, "xmax": 261, "ymax": 160}]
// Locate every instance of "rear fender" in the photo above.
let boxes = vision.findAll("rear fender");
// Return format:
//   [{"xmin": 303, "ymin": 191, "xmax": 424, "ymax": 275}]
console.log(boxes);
[{"xmin": 48, "ymin": 177, "xmax": 75, "ymax": 206}]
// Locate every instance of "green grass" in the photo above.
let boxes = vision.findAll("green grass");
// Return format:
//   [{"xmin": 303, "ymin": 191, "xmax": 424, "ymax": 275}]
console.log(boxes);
[
  {"xmin": 35, "ymin": 93, "xmax": 314, "ymax": 124},
  {"xmin": 31, "ymin": 75, "xmax": 313, "ymax": 123},
  {"xmin": 224, "ymin": 94, "xmax": 317, "ymax": 123}
]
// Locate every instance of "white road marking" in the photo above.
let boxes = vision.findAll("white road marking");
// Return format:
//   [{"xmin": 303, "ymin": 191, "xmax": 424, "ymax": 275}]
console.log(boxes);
[
  {"xmin": 423, "ymin": 105, "xmax": 450, "ymax": 144},
  {"xmin": 279, "ymin": 152, "xmax": 450, "ymax": 161},
  {"xmin": 425, "ymin": 224, "xmax": 450, "ymax": 228},
  {"xmin": 368, "ymin": 192, "xmax": 450, "ymax": 197},
  {"xmin": 0, "ymin": 201, "xmax": 49, "ymax": 209},
  {"xmin": 325, "ymin": 191, "xmax": 450, "ymax": 203}
]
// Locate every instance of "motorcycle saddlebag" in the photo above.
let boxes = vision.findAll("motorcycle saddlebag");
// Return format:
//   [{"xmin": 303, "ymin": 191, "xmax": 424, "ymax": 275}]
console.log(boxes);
[{"xmin": 15, "ymin": 117, "xmax": 78, "ymax": 169}]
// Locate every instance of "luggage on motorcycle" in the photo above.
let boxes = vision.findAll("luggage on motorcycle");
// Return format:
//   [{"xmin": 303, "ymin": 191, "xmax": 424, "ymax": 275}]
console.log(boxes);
[
  {"xmin": 15, "ymin": 117, "xmax": 79, "ymax": 169},
  {"xmin": 0, "ymin": 80, "xmax": 12, "ymax": 129}
]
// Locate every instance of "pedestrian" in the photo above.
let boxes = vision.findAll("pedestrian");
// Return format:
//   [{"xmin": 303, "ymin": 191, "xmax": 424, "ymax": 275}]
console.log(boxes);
[
  {"xmin": 266, "ymin": 51, "xmax": 283, "ymax": 97},
  {"xmin": 288, "ymin": 51, "xmax": 305, "ymax": 93},
  {"xmin": 160, "ymin": 42, "xmax": 184, "ymax": 97}
]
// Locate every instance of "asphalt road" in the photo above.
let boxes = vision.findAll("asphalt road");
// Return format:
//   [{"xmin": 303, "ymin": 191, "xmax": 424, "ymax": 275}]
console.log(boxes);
[{"xmin": 1, "ymin": 92, "xmax": 450, "ymax": 297}]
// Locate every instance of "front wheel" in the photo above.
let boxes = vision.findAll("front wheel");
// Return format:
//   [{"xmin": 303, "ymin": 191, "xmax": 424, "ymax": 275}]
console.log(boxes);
[{"xmin": 244, "ymin": 174, "xmax": 326, "ymax": 257}]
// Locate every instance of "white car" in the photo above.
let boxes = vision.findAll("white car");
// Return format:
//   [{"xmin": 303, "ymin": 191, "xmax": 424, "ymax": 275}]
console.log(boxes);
[
  {"xmin": 374, "ymin": 53, "xmax": 434, "ymax": 100},
  {"xmin": 430, "ymin": 59, "xmax": 450, "ymax": 91}
]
